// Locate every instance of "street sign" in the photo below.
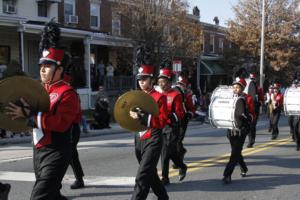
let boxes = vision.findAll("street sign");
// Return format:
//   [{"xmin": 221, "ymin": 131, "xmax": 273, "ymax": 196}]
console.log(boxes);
[{"xmin": 173, "ymin": 60, "xmax": 182, "ymax": 72}]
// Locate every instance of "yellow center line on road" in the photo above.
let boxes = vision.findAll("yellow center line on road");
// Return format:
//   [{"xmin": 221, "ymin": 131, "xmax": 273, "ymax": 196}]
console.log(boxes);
[{"xmin": 166, "ymin": 137, "xmax": 292, "ymax": 178}]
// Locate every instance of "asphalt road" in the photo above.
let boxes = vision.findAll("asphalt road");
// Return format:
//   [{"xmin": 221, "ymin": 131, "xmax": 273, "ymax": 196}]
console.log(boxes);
[{"xmin": 1, "ymin": 116, "xmax": 300, "ymax": 200}]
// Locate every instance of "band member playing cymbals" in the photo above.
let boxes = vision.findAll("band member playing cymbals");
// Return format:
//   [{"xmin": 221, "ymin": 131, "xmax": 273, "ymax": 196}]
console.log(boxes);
[
  {"xmin": 157, "ymin": 60, "xmax": 187, "ymax": 185},
  {"xmin": 6, "ymin": 20, "xmax": 79, "ymax": 200},
  {"xmin": 223, "ymin": 77, "xmax": 255, "ymax": 184},
  {"xmin": 129, "ymin": 45, "xmax": 169, "ymax": 200}
]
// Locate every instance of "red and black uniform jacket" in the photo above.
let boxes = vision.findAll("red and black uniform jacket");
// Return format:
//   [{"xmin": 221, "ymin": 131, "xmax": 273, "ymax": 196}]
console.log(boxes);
[
  {"xmin": 241, "ymin": 92, "xmax": 256, "ymax": 122},
  {"xmin": 273, "ymin": 92, "xmax": 284, "ymax": 111},
  {"xmin": 32, "ymin": 80, "xmax": 80, "ymax": 149},
  {"xmin": 256, "ymin": 86, "xmax": 264, "ymax": 104},
  {"xmin": 138, "ymin": 89, "xmax": 168, "ymax": 140},
  {"xmin": 184, "ymin": 89, "xmax": 196, "ymax": 118},
  {"xmin": 162, "ymin": 88, "xmax": 185, "ymax": 125}
]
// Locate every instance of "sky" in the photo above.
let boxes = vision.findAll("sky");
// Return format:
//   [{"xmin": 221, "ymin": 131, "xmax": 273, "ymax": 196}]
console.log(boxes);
[{"xmin": 188, "ymin": 0, "xmax": 238, "ymax": 27}]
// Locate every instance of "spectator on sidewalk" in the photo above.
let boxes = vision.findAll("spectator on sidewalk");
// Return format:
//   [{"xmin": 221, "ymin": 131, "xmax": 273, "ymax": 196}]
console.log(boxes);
[{"xmin": 90, "ymin": 85, "xmax": 111, "ymax": 129}]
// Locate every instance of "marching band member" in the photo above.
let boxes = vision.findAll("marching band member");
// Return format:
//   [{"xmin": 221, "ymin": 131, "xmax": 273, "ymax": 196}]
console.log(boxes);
[
  {"xmin": 129, "ymin": 46, "xmax": 169, "ymax": 200},
  {"xmin": 247, "ymin": 73, "xmax": 264, "ymax": 148},
  {"xmin": 269, "ymin": 82, "xmax": 284, "ymax": 140},
  {"xmin": 157, "ymin": 65, "xmax": 187, "ymax": 185},
  {"xmin": 6, "ymin": 21, "xmax": 79, "ymax": 200},
  {"xmin": 173, "ymin": 74, "xmax": 195, "ymax": 163},
  {"xmin": 291, "ymin": 78, "xmax": 300, "ymax": 150},
  {"xmin": 223, "ymin": 77, "xmax": 255, "ymax": 184},
  {"xmin": 63, "ymin": 72, "xmax": 85, "ymax": 190},
  {"xmin": 265, "ymin": 85, "xmax": 274, "ymax": 132}
]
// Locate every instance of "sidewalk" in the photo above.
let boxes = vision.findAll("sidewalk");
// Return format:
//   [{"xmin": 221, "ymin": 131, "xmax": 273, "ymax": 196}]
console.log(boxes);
[{"xmin": 0, "ymin": 120, "xmax": 208, "ymax": 146}]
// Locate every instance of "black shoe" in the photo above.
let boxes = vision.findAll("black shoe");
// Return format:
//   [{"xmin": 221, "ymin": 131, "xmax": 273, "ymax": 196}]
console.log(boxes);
[
  {"xmin": 222, "ymin": 176, "xmax": 231, "ymax": 184},
  {"xmin": 297, "ymin": 146, "xmax": 300, "ymax": 151},
  {"xmin": 0, "ymin": 183, "xmax": 11, "ymax": 200},
  {"xmin": 240, "ymin": 172, "xmax": 247, "ymax": 177},
  {"xmin": 247, "ymin": 144, "xmax": 253, "ymax": 148},
  {"xmin": 161, "ymin": 177, "xmax": 170, "ymax": 185},
  {"xmin": 271, "ymin": 135, "xmax": 278, "ymax": 140},
  {"xmin": 172, "ymin": 164, "xmax": 179, "ymax": 169},
  {"xmin": 70, "ymin": 179, "xmax": 84, "ymax": 189},
  {"xmin": 179, "ymin": 165, "xmax": 187, "ymax": 181}
]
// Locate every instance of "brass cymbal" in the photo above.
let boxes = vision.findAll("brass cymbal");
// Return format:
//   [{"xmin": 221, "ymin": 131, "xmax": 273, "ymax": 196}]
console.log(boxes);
[
  {"xmin": 0, "ymin": 76, "xmax": 50, "ymax": 132},
  {"xmin": 114, "ymin": 90, "xmax": 159, "ymax": 132}
]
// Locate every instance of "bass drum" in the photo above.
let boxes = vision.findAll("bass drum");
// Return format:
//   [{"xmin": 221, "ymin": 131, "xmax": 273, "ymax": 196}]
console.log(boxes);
[
  {"xmin": 244, "ymin": 78, "xmax": 256, "ymax": 101},
  {"xmin": 284, "ymin": 86, "xmax": 300, "ymax": 116},
  {"xmin": 209, "ymin": 86, "xmax": 245, "ymax": 130},
  {"xmin": 210, "ymin": 85, "xmax": 234, "ymax": 100}
]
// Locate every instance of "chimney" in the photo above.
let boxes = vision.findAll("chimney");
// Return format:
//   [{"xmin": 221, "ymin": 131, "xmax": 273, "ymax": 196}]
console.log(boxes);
[
  {"xmin": 213, "ymin": 16, "xmax": 219, "ymax": 25},
  {"xmin": 193, "ymin": 6, "xmax": 200, "ymax": 17}
]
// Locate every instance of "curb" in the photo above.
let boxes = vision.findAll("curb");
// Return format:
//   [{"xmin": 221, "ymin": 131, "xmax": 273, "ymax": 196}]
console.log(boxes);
[{"xmin": 0, "ymin": 121, "xmax": 205, "ymax": 146}]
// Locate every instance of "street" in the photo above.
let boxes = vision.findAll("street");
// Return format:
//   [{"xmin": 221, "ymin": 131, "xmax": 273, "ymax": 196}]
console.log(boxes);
[{"xmin": 1, "ymin": 116, "xmax": 300, "ymax": 200}]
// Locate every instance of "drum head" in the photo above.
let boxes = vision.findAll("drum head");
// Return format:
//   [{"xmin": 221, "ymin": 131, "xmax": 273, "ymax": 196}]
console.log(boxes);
[{"xmin": 234, "ymin": 98, "xmax": 246, "ymax": 128}]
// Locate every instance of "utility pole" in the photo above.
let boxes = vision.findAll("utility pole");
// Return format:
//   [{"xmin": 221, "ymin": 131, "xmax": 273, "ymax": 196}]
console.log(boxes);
[{"xmin": 260, "ymin": 0, "xmax": 265, "ymax": 89}]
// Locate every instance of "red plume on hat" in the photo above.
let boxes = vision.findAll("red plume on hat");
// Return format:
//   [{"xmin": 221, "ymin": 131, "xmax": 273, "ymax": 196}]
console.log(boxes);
[
  {"xmin": 177, "ymin": 75, "xmax": 188, "ymax": 86},
  {"xmin": 250, "ymin": 73, "xmax": 257, "ymax": 80},
  {"xmin": 232, "ymin": 77, "xmax": 247, "ymax": 88},
  {"xmin": 39, "ymin": 19, "xmax": 65, "ymax": 66}
]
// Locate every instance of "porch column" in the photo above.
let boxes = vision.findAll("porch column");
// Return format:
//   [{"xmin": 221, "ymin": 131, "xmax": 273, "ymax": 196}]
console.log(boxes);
[
  {"xmin": 18, "ymin": 24, "xmax": 25, "ymax": 72},
  {"xmin": 84, "ymin": 36, "xmax": 91, "ymax": 107}
]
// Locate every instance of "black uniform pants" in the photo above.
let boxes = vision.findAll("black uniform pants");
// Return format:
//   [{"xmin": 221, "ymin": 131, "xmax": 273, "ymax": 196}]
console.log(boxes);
[
  {"xmin": 178, "ymin": 117, "xmax": 189, "ymax": 158},
  {"xmin": 248, "ymin": 103, "xmax": 260, "ymax": 145},
  {"xmin": 30, "ymin": 145, "xmax": 71, "ymax": 200},
  {"xmin": 70, "ymin": 123, "xmax": 84, "ymax": 180},
  {"xmin": 289, "ymin": 116, "xmax": 295, "ymax": 139},
  {"xmin": 293, "ymin": 116, "xmax": 300, "ymax": 148},
  {"xmin": 161, "ymin": 124, "xmax": 186, "ymax": 179},
  {"xmin": 270, "ymin": 109, "xmax": 281, "ymax": 137},
  {"xmin": 131, "ymin": 131, "xmax": 169, "ymax": 200},
  {"xmin": 223, "ymin": 129, "xmax": 248, "ymax": 177}
]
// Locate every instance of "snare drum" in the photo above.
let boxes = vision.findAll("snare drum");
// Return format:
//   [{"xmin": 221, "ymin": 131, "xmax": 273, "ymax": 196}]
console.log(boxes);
[
  {"xmin": 209, "ymin": 86, "xmax": 245, "ymax": 130},
  {"xmin": 284, "ymin": 86, "xmax": 300, "ymax": 115}
]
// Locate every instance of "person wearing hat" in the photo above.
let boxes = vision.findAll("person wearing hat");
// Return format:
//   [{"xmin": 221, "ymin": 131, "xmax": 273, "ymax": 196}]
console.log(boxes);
[
  {"xmin": 222, "ymin": 77, "xmax": 255, "ymax": 184},
  {"xmin": 129, "ymin": 46, "xmax": 169, "ymax": 200},
  {"xmin": 6, "ymin": 21, "xmax": 80, "ymax": 200},
  {"xmin": 247, "ymin": 73, "xmax": 264, "ymax": 148},
  {"xmin": 157, "ymin": 65, "xmax": 187, "ymax": 185},
  {"xmin": 290, "ymin": 79, "xmax": 300, "ymax": 150},
  {"xmin": 63, "ymin": 66, "xmax": 86, "ymax": 190},
  {"xmin": 269, "ymin": 82, "xmax": 284, "ymax": 140},
  {"xmin": 173, "ymin": 74, "xmax": 195, "ymax": 165}
]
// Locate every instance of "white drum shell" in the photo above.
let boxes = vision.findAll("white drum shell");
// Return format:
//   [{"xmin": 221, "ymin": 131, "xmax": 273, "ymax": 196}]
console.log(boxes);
[
  {"xmin": 284, "ymin": 87, "xmax": 300, "ymax": 116},
  {"xmin": 209, "ymin": 86, "xmax": 241, "ymax": 130}
]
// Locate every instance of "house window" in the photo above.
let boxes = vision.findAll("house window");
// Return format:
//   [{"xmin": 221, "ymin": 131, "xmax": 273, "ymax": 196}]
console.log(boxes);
[
  {"xmin": 38, "ymin": 2, "xmax": 48, "ymax": 17},
  {"xmin": 3, "ymin": 0, "xmax": 16, "ymax": 14},
  {"xmin": 112, "ymin": 12, "xmax": 121, "ymax": 36},
  {"xmin": 64, "ymin": 0, "xmax": 75, "ymax": 16},
  {"xmin": 219, "ymin": 38, "xmax": 224, "ymax": 53},
  {"xmin": 210, "ymin": 34, "xmax": 215, "ymax": 53},
  {"xmin": 90, "ymin": 3, "xmax": 100, "ymax": 28}
]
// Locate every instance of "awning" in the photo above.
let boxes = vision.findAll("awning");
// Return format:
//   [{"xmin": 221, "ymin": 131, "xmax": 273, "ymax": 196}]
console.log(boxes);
[{"xmin": 200, "ymin": 60, "xmax": 226, "ymax": 75}]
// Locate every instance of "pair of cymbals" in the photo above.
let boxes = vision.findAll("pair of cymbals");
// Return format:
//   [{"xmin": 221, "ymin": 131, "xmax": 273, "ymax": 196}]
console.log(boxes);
[
  {"xmin": 114, "ymin": 90, "xmax": 159, "ymax": 132},
  {"xmin": 0, "ymin": 76, "xmax": 50, "ymax": 132}
]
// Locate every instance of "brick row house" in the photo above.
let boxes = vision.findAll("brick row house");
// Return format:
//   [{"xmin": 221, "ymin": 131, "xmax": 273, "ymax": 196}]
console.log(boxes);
[
  {"xmin": 0, "ymin": 1, "xmax": 231, "ymax": 108},
  {"xmin": 0, "ymin": 0, "xmax": 135, "ymax": 109}
]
